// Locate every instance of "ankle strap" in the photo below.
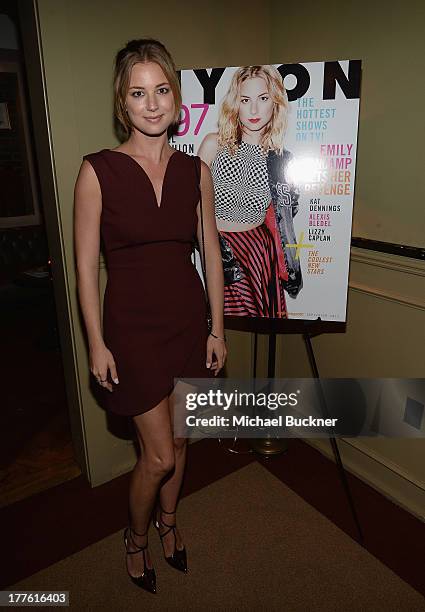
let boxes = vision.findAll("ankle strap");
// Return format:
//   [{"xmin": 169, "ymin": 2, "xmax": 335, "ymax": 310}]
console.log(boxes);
[
  {"xmin": 159, "ymin": 524, "xmax": 175, "ymax": 539},
  {"xmin": 126, "ymin": 526, "xmax": 149, "ymax": 552},
  {"xmin": 157, "ymin": 504, "xmax": 177, "ymax": 533}
]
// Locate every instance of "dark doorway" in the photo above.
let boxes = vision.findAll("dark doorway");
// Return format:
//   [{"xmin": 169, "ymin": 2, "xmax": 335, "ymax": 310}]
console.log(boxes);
[{"xmin": 0, "ymin": 1, "xmax": 81, "ymax": 509}]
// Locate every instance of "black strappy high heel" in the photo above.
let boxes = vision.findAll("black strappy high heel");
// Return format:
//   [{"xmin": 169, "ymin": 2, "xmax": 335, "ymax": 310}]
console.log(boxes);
[
  {"xmin": 154, "ymin": 504, "xmax": 188, "ymax": 574},
  {"xmin": 123, "ymin": 526, "xmax": 157, "ymax": 593}
]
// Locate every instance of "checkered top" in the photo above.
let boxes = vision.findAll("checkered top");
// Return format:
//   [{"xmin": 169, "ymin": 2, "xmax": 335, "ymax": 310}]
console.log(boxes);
[{"xmin": 211, "ymin": 141, "xmax": 271, "ymax": 223}]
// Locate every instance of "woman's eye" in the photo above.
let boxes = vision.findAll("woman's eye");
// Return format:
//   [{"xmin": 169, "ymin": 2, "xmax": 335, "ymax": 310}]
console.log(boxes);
[
  {"xmin": 240, "ymin": 98, "xmax": 249, "ymax": 104},
  {"xmin": 131, "ymin": 91, "xmax": 143, "ymax": 97},
  {"xmin": 158, "ymin": 87, "xmax": 170, "ymax": 94},
  {"xmin": 260, "ymin": 96, "xmax": 269, "ymax": 101}
]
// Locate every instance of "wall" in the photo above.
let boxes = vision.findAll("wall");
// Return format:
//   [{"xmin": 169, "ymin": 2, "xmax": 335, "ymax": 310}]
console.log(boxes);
[
  {"xmin": 271, "ymin": 0, "xmax": 425, "ymax": 248},
  {"xmin": 270, "ymin": 0, "xmax": 425, "ymax": 520}
]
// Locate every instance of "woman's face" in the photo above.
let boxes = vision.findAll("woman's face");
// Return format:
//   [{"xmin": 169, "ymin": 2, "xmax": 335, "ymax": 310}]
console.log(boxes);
[
  {"xmin": 125, "ymin": 61, "xmax": 175, "ymax": 136},
  {"xmin": 238, "ymin": 76, "xmax": 274, "ymax": 133}
]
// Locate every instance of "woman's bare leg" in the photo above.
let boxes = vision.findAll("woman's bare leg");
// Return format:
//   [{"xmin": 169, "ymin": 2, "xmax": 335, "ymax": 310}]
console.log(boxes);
[
  {"xmin": 156, "ymin": 384, "xmax": 190, "ymax": 556},
  {"xmin": 126, "ymin": 396, "xmax": 175, "ymax": 578}
]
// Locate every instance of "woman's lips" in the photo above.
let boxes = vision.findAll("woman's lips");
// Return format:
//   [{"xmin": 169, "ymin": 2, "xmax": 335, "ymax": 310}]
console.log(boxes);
[
  {"xmin": 145, "ymin": 115, "xmax": 163, "ymax": 123},
  {"xmin": 249, "ymin": 118, "xmax": 261, "ymax": 123}
]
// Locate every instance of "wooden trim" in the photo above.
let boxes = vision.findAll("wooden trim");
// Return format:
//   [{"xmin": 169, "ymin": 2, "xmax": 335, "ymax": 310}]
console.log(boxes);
[
  {"xmin": 351, "ymin": 247, "xmax": 425, "ymax": 277},
  {"xmin": 342, "ymin": 438, "xmax": 425, "ymax": 492},
  {"xmin": 307, "ymin": 438, "xmax": 425, "ymax": 522},
  {"xmin": 349, "ymin": 282, "xmax": 425, "ymax": 311},
  {"xmin": 351, "ymin": 237, "xmax": 424, "ymax": 261}
]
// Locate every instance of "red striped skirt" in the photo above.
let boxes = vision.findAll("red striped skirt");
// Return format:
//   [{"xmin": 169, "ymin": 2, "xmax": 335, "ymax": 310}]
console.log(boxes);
[{"xmin": 220, "ymin": 223, "xmax": 287, "ymax": 318}]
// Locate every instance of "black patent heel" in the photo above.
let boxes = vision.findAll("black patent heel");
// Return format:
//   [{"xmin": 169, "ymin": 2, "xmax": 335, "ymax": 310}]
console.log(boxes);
[
  {"xmin": 154, "ymin": 504, "xmax": 188, "ymax": 574},
  {"xmin": 123, "ymin": 527, "xmax": 157, "ymax": 593}
]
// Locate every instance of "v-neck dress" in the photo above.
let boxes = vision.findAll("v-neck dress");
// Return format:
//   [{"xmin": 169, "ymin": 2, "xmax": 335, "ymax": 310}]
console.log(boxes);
[{"xmin": 83, "ymin": 148, "xmax": 213, "ymax": 416}]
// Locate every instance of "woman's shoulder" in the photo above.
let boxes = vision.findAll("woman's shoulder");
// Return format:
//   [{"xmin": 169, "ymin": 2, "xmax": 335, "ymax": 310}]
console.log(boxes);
[
  {"xmin": 83, "ymin": 146, "xmax": 112, "ymax": 156},
  {"xmin": 82, "ymin": 148, "xmax": 110, "ymax": 165},
  {"xmin": 80, "ymin": 149, "xmax": 115, "ymax": 186},
  {"xmin": 201, "ymin": 132, "xmax": 218, "ymax": 146},
  {"xmin": 197, "ymin": 132, "xmax": 219, "ymax": 164},
  {"xmin": 174, "ymin": 149, "xmax": 206, "ymax": 172},
  {"xmin": 200, "ymin": 132, "xmax": 218, "ymax": 151},
  {"xmin": 170, "ymin": 148, "xmax": 196, "ymax": 169},
  {"xmin": 173, "ymin": 148, "xmax": 206, "ymax": 165}
]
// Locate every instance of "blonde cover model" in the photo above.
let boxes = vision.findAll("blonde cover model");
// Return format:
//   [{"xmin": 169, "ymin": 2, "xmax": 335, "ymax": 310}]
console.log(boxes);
[{"xmin": 199, "ymin": 65, "xmax": 292, "ymax": 317}]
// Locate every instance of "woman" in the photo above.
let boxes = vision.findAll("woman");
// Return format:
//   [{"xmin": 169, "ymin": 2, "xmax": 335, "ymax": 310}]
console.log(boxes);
[
  {"xmin": 198, "ymin": 65, "xmax": 302, "ymax": 318},
  {"xmin": 74, "ymin": 38, "xmax": 225, "ymax": 594}
]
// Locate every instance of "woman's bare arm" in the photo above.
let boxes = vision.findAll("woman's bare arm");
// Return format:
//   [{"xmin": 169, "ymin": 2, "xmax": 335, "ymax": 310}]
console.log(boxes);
[
  {"xmin": 74, "ymin": 160, "xmax": 103, "ymax": 348},
  {"xmin": 74, "ymin": 160, "xmax": 118, "ymax": 390},
  {"xmin": 196, "ymin": 160, "xmax": 226, "ymax": 373},
  {"xmin": 197, "ymin": 132, "xmax": 219, "ymax": 167}
]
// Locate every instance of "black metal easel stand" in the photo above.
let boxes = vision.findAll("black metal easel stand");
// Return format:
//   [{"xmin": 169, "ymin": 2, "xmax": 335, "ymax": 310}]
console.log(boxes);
[
  {"xmin": 249, "ymin": 331, "xmax": 289, "ymax": 455},
  {"xmin": 219, "ymin": 318, "xmax": 364, "ymax": 543},
  {"xmin": 303, "ymin": 332, "xmax": 364, "ymax": 544},
  {"xmin": 255, "ymin": 329, "xmax": 363, "ymax": 543}
]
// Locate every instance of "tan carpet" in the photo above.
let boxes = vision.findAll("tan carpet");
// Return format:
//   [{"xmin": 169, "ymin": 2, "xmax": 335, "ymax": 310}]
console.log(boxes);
[{"xmin": 12, "ymin": 463, "xmax": 425, "ymax": 611}]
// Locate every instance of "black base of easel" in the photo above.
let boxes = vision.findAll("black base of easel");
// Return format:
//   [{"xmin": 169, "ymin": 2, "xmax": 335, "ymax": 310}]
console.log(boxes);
[{"xmin": 253, "ymin": 326, "xmax": 364, "ymax": 544}]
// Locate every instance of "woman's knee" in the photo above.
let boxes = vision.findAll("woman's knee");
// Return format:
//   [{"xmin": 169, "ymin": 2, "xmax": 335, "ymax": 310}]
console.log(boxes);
[{"xmin": 145, "ymin": 452, "xmax": 175, "ymax": 476}]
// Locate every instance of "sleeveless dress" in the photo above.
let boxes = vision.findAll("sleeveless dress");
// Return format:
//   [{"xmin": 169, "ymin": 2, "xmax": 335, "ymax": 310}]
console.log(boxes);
[{"xmin": 83, "ymin": 149, "xmax": 213, "ymax": 417}]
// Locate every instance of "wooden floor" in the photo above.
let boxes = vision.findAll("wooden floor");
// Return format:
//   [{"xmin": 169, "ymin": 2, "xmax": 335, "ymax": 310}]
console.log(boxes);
[
  {"xmin": 0, "ymin": 282, "xmax": 81, "ymax": 508},
  {"xmin": 0, "ymin": 408, "xmax": 81, "ymax": 509}
]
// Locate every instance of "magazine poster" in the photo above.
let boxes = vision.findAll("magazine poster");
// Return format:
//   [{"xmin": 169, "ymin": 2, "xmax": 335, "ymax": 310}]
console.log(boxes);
[{"xmin": 172, "ymin": 60, "xmax": 361, "ymax": 322}]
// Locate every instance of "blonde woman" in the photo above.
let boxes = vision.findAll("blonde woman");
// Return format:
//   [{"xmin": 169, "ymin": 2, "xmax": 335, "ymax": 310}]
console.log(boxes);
[
  {"xmin": 198, "ymin": 65, "xmax": 302, "ymax": 318},
  {"xmin": 74, "ymin": 39, "xmax": 225, "ymax": 593}
]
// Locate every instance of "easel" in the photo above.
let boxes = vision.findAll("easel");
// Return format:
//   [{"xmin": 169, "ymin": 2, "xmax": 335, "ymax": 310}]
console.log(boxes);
[{"xmin": 222, "ymin": 316, "xmax": 364, "ymax": 544}]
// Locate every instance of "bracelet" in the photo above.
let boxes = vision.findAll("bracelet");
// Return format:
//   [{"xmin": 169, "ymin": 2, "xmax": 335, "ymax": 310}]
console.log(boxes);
[{"xmin": 210, "ymin": 332, "xmax": 226, "ymax": 341}]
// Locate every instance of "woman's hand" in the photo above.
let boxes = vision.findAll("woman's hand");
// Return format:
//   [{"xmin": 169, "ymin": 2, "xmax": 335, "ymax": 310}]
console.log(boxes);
[
  {"xmin": 206, "ymin": 334, "xmax": 227, "ymax": 376},
  {"xmin": 89, "ymin": 341, "xmax": 119, "ymax": 392}
]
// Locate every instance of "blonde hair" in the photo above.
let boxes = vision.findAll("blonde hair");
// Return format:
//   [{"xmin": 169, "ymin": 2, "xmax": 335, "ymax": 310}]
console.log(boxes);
[
  {"xmin": 218, "ymin": 65, "xmax": 288, "ymax": 155},
  {"xmin": 113, "ymin": 38, "xmax": 182, "ymax": 138}
]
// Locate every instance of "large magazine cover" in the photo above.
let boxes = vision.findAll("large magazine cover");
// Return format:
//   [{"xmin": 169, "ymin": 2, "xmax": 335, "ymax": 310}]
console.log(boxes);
[{"xmin": 173, "ymin": 60, "xmax": 361, "ymax": 322}]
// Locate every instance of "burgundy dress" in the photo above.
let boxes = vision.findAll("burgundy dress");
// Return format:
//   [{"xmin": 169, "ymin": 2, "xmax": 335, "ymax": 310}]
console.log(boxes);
[{"xmin": 83, "ymin": 149, "xmax": 213, "ymax": 417}]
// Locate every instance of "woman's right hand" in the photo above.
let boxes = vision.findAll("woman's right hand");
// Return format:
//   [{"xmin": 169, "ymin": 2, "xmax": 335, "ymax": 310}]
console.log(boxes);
[{"xmin": 89, "ymin": 341, "xmax": 119, "ymax": 392}]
